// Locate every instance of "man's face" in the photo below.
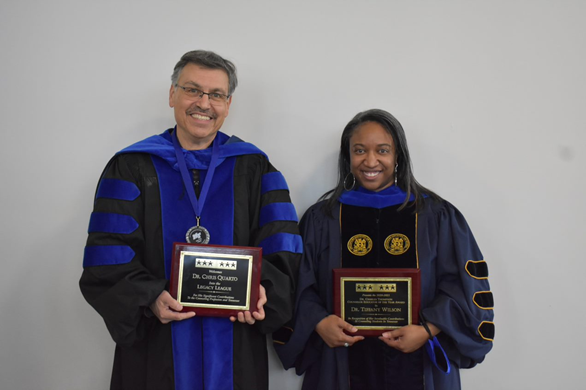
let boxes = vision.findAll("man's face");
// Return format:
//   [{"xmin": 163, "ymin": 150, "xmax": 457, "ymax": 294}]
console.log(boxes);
[{"xmin": 169, "ymin": 63, "xmax": 232, "ymax": 150}]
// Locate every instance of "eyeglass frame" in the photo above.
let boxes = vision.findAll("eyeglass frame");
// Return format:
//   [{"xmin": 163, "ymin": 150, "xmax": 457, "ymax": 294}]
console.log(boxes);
[{"xmin": 174, "ymin": 84, "xmax": 231, "ymax": 103}]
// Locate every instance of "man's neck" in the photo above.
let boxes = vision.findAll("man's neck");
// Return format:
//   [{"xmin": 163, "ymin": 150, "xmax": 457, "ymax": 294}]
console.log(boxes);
[{"xmin": 175, "ymin": 130, "xmax": 215, "ymax": 151}]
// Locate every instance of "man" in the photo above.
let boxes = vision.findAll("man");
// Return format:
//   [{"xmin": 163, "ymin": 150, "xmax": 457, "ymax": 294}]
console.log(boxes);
[{"xmin": 80, "ymin": 50, "xmax": 302, "ymax": 390}]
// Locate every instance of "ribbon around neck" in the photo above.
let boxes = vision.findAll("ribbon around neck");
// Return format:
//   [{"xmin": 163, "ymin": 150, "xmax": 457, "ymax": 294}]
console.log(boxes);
[{"xmin": 172, "ymin": 129, "xmax": 221, "ymax": 222}]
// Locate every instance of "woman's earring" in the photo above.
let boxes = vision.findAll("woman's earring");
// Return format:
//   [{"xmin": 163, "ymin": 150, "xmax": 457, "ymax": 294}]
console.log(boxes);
[
  {"xmin": 394, "ymin": 164, "xmax": 398, "ymax": 186},
  {"xmin": 344, "ymin": 172, "xmax": 356, "ymax": 191}
]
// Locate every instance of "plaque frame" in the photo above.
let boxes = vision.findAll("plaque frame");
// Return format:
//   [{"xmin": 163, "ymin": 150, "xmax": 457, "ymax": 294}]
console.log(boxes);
[
  {"xmin": 333, "ymin": 268, "xmax": 421, "ymax": 336},
  {"xmin": 170, "ymin": 242, "xmax": 262, "ymax": 317}
]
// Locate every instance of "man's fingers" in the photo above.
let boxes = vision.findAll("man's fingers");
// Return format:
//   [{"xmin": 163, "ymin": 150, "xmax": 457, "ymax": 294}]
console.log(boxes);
[
  {"xmin": 168, "ymin": 300, "xmax": 184, "ymax": 312},
  {"xmin": 230, "ymin": 311, "xmax": 255, "ymax": 324},
  {"xmin": 258, "ymin": 285, "xmax": 267, "ymax": 306},
  {"xmin": 150, "ymin": 291, "xmax": 198, "ymax": 324},
  {"xmin": 254, "ymin": 284, "xmax": 267, "ymax": 321},
  {"xmin": 230, "ymin": 285, "xmax": 266, "ymax": 324},
  {"xmin": 243, "ymin": 311, "xmax": 255, "ymax": 324},
  {"xmin": 175, "ymin": 311, "xmax": 196, "ymax": 321},
  {"xmin": 252, "ymin": 308, "xmax": 265, "ymax": 321},
  {"xmin": 160, "ymin": 308, "xmax": 195, "ymax": 322},
  {"xmin": 253, "ymin": 295, "xmax": 266, "ymax": 320},
  {"xmin": 154, "ymin": 291, "xmax": 181, "ymax": 310},
  {"xmin": 230, "ymin": 309, "xmax": 264, "ymax": 323},
  {"xmin": 158, "ymin": 291, "xmax": 183, "ymax": 311}
]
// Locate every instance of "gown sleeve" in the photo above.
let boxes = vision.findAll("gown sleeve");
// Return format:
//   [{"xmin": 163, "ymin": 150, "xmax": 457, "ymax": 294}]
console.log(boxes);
[
  {"xmin": 275, "ymin": 202, "xmax": 331, "ymax": 372},
  {"xmin": 421, "ymin": 201, "xmax": 495, "ymax": 368},
  {"xmin": 245, "ymin": 159, "xmax": 302, "ymax": 335},
  {"xmin": 79, "ymin": 154, "xmax": 167, "ymax": 346}
]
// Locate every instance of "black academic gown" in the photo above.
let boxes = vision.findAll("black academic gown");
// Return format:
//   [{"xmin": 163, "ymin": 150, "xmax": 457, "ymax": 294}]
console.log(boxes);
[
  {"xmin": 80, "ymin": 130, "xmax": 301, "ymax": 390},
  {"xmin": 276, "ymin": 186, "xmax": 494, "ymax": 390}
]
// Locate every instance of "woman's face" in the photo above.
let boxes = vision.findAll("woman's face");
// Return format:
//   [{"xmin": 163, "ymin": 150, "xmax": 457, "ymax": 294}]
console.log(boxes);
[{"xmin": 349, "ymin": 121, "xmax": 397, "ymax": 192}]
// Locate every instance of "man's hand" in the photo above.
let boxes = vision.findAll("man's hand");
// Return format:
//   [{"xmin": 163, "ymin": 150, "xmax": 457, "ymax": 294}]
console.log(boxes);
[
  {"xmin": 150, "ymin": 290, "xmax": 196, "ymax": 324},
  {"xmin": 315, "ymin": 315, "xmax": 364, "ymax": 348},
  {"xmin": 230, "ymin": 284, "xmax": 267, "ymax": 325}
]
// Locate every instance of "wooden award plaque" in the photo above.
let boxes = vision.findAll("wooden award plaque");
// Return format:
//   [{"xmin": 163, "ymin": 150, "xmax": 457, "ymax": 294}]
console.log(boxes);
[
  {"xmin": 333, "ymin": 268, "xmax": 421, "ymax": 336},
  {"xmin": 170, "ymin": 242, "xmax": 262, "ymax": 317}
]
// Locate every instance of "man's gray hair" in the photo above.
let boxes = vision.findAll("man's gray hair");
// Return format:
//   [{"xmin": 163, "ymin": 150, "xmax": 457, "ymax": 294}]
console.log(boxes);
[{"xmin": 171, "ymin": 50, "xmax": 238, "ymax": 96}]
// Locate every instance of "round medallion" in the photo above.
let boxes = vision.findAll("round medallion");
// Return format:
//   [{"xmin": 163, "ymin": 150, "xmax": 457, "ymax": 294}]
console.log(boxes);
[
  {"xmin": 384, "ymin": 233, "xmax": 410, "ymax": 255},
  {"xmin": 347, "ymin": 234, "xmax": 373, "ymax": 256},
  {"xmin": 186, "ymin": 225, "xmax": 210, "ymax": 244}
]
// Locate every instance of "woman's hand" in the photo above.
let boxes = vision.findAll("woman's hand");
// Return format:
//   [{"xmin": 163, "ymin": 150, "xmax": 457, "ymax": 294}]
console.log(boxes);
[
  {"xmin": 380, "ymin": 323, "xmax": 439, "ymax": 353},
  {"xmin": 315, "ymin": 315, "xmax": 364, "ymax": 348}
]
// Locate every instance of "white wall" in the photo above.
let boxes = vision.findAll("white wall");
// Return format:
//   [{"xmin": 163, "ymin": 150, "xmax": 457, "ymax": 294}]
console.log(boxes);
[{"xmin": 1, "ymin": 1, "xmax": 585, "ymax": 389}]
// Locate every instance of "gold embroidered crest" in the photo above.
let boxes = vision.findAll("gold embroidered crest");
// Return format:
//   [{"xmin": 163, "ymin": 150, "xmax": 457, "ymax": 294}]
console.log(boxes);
[
  {"xmin": 384, "ymin": 234, "xmax": 410, "ymax": 255},
  {"xmin": 347, "ymin": 234, "xmax": 373, "ymax": 256}
]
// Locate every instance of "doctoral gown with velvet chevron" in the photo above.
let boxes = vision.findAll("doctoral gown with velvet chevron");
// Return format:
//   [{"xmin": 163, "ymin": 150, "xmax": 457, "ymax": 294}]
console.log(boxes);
[
  {"xmin": 276, "ymin": 186, "xmax": 494, "ymax": 390},
  {"xmin": 80, "ymin": 129, "xmax": 301, "ymax": 390}
]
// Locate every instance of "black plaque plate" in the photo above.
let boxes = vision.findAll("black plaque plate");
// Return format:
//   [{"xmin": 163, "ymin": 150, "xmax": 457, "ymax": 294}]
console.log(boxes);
[{"xmin": 333, "ymin": 268, "xmax": 420, "ymax": 336}]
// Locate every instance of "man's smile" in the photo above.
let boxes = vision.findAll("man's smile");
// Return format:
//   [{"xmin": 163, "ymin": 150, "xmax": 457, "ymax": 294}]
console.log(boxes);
[{"xmin": 190, "ymin": 112, "xmax": 212, "ymax": 120}]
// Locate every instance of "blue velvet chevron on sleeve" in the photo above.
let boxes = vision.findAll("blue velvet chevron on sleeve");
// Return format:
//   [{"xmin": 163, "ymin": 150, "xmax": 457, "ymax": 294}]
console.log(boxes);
[
  {"xmin": 83, "ymin": 245, "xmax": 135, "ymax": 267},
  {"xmin": 257, "ymin": 170, "xmax": 302, "ymax": 255},
  {"xmin": 83, "ymin": 168, "xmax": 142, "ymax": 268},
  {"xmin": 259, "ymin": 202, "xmax": 299, "ymax": 227},
  {"xmin": 96, "ymin": 178, "xmax": 140, "ymax": 201},
  {"xmin": 259, "ymin": 232, "xmax": 303, "ymax": 255},
  {"xmin": 88, "ymin": 212, "xmax": 139, "ymax": 234},
  {"xmin": 261, "ymin": 171, "xmax": 289, "ymax": 194}
]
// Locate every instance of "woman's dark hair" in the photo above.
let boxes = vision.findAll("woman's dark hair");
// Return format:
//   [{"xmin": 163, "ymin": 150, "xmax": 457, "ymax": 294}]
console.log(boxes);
[{"xmin": 322, "ymin": 108, "xmax": 441, "ymax": 214}]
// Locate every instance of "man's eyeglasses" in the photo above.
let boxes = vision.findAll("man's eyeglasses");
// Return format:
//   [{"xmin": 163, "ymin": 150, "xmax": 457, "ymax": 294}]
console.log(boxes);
[{"xmin": 175, "ymin": 84, "xmax": 230, "ymax": 103}]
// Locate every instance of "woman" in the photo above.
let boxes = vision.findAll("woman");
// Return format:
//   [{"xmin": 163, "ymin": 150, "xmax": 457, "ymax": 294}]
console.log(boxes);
[{"xmin": 276, "ymin": 109, "xmax": 494, "ymax": 389}]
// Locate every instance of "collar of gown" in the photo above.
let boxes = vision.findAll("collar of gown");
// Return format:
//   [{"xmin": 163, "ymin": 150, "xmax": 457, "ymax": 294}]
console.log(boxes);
[{"xmin": 339, "ymin": 185, "xmax": 414, "ymax": 209}]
